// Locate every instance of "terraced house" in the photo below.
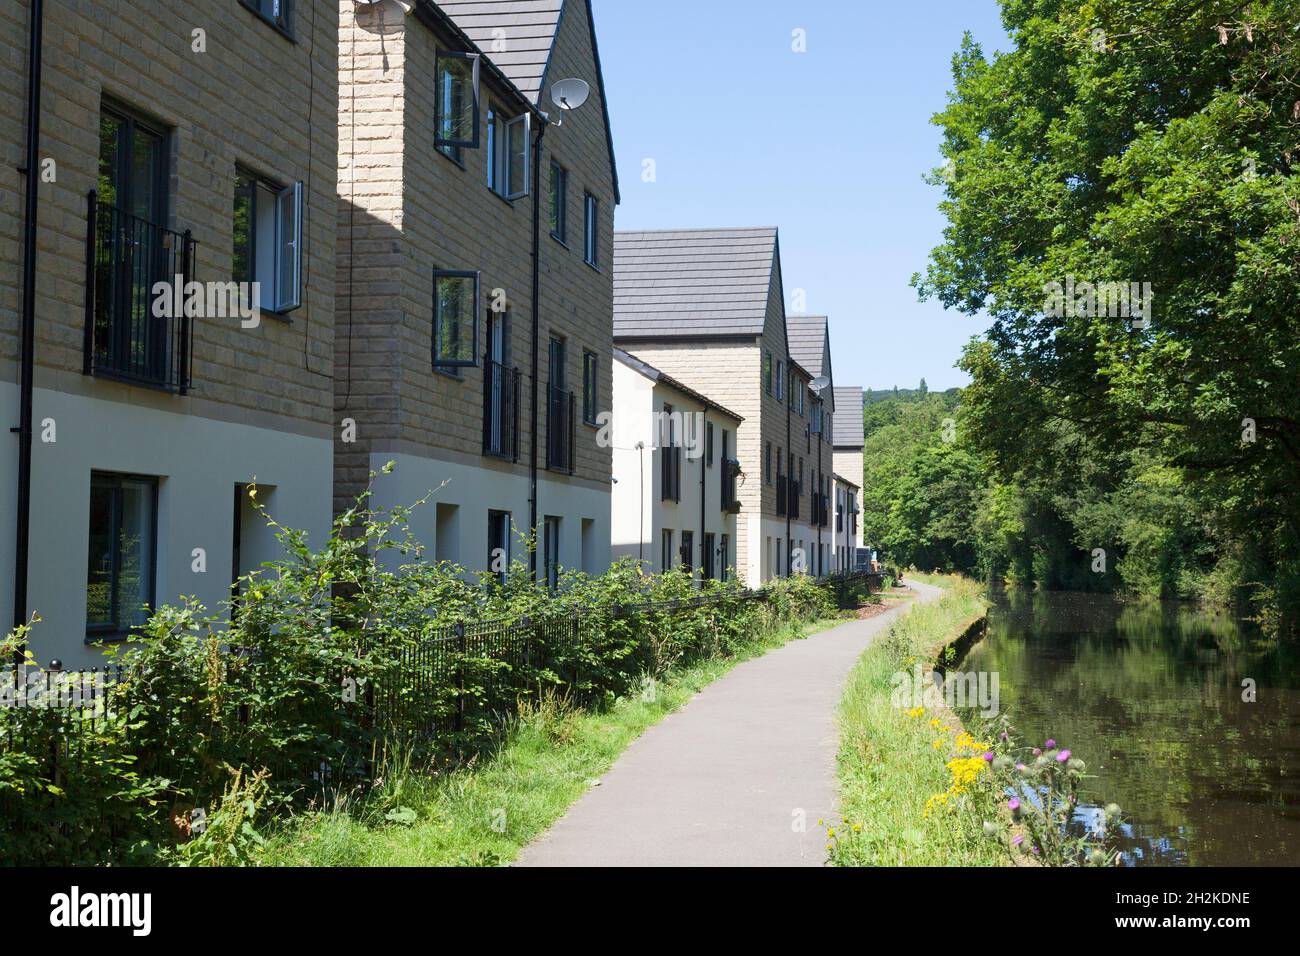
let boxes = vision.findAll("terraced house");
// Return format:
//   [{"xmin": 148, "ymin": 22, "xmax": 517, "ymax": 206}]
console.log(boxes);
[
  {"xmin": 609, "ymin": 347, "xmax": 742, "ymax": 579},
  {"xmin": 832, "ymin": 385, "xmax": 865, "ymax": 553},
  {"xmin": 613, "ymin": 227, "xmax": 819, "ymax": 587},
  {"xmin": 335, "ymin": 0, "xmax": 618, "ymax": 583},
  {"xmin": 785, "ymin": 313, "xmax": 837, "ymax": 577},
  {"xmin": 2, "ymin": 0, "xmax": 338, "ymax": 667}
]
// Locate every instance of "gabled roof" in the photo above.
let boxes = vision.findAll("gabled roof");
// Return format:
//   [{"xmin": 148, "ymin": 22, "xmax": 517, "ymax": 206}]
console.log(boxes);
[
  {"xmin": 787, "ymin": 314, "xmax": 828, "ymax": 378},
  {"xmin": 613, "ymin": 228, "xmax": 779, "ymax": 339},
  {"xmin": 614, "ymin": 348, "xmax": 744, "ymax": 422},
  {"xmin": 833, "ymin": 387, "xmax": 864, "ymax": 447},
  {"xmin": 438, "ymin": 0, "xmax": 620, "ymax": 203},
  {"xmin": 438, "ymin": 1, "xmax": 563, "ymax": 102}
]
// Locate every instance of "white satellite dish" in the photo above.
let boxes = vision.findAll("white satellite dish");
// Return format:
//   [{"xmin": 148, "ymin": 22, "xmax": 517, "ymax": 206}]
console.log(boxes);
[
  {"xmin": 810, "ymin": 375, "xmax": 831, "ymax": 392},
  {"xmin": 548, "ymin": 78, "xmax": 591, "ymax": 126}
]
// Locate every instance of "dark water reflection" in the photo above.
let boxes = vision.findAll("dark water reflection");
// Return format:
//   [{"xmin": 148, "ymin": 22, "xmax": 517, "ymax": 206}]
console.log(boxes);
[{"xmin": 958, "ymin": 590, "xmax": 1300, "ymax": 866}]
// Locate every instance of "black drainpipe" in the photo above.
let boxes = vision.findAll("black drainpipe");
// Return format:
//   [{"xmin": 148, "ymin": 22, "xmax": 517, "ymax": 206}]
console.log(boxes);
[
  {"xmin": 12, "ymin": 0, "xmax": 44, "ymax": 659},
  {"xmin": 528, "ymin": 119, "xmax": 547, "ymax": 578}
]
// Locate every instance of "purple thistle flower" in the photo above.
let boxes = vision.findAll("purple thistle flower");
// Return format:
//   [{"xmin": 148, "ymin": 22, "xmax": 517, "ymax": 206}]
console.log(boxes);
[
  {"xmin": 1015, "ymin": 762, "xmax": 1026, "ymax": 771},
  {"xmin": 1045, "ymin": 739, "xmax": 1056, "ymax": 749},
  {"xmin": 983, "ymin": 751, "xmax": 995, "ymax": 762},
  {"xmin": 1011, "ymin": 834, "xmax": 1024, "ymax": 846},
  {"xmin": 1056, "ymin": 749, "xmax": 1071, "ymax": 762},
  {"xmin": 1032, "ymin": 748, "xmax": 1042, "ymax": 757},
  {"xmin": 1008, "ymin": 798, "xmax": 1020, "ymax": 811},
  {"xmin": 1032, "ymin": 846, "xmax": 1041, "ymax": 855},
  {"xmin": 1000, "ymin": 731, "xmax": 1009, "ymax": 741}
]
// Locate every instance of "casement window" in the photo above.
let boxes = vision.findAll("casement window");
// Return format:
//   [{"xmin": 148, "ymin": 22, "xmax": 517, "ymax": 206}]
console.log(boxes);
[
  {"xmin": 680, "ymin": 530, "xmax": 694, "ymax": 573},
  {"xmin": 436, "ymin": 51, "xmax": 480, "ymax": 150},
  {"xmin": 705, "ymin": 422, "xmax": 715, "ymax": 467},
  {"xmin": 776, "ymin": 361, "xmax": 784, "ymax": 402},
  {"xmin": 798, "ymin": 385, "xmax": 806, "ymax": 416},
  {"xmin": 233, "ymin": 169, "xmax": 303, "ymax": 314},
  {"xmin": 582, "ymin": 350, "xmax": 598, "ymax": 424},
  {"xmin": 719, "ymin": 535, "xmax": 730, "ymax": 582},
  {"xmin": 241, "ymin": 0, "xmax": 290, "ymax": 34},
  {"xmin": 543, "ymin": 516, "xmax": 561, "ymax": 591},
  {"xmin": 433, "ymin": 270, "xmax": 480, "ymax": 369},
  {"xmin": 661, "ymin": 529, "xmax": 674, "ymax": 572},
  {"xmin": 703, "ymin": 533, "xmax": 716, "ymax": 581},
  {"xmin": 549, "ymin": 162, "xmax": 568, "ymax": 241},
  {"xmin": 488, "ymin": 510, "xmax": 511, "ymax": 586},
  {"xmin": 764, "ymin": 441, "xmax": 772, "ymax": 484},
  {"xmin": 661, "ymin": 403, "xmax": 682, "ymax": 502},
  {"xmin": 86, "ymin": 472, "xmax": 157, "ymax": 641},
  {"xmin": 583, "ymin": 192, "xmax": 599, "ymax": 266},
  {"xmin": 764, "ymin": 351, "xmax": 773, "ymax": 395},
  {"xmin": 487, "ymin": 106, "xmax": 531, "ymax": 199}
]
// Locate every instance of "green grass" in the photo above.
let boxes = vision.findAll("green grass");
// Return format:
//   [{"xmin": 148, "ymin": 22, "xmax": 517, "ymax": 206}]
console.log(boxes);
[
  {"xmin": 831, "ymin": 579, "xmax": 1006, "ymax": 866},
  {"xmin": 907, "ymin": 570, "xmax": 965, "ymax": 590},
  {"xmin": 258, "ymin": 615, "xmax": 844, "ymax": 867}
]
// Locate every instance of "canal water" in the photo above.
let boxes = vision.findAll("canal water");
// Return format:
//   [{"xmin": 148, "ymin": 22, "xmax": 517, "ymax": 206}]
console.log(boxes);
[{"xmin": 958, "ymin": 589, "xmax": 1300, "ymax": 866}]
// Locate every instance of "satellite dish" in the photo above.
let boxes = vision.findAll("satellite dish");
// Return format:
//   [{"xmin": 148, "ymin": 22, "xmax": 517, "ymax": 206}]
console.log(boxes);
[
  {"xmin": 550, "ymin": 78, "xmax": 591, "ymax": 113},
  {"xmin": 810, "ymin": 375, "xmax": 831, "ymax": 392}
]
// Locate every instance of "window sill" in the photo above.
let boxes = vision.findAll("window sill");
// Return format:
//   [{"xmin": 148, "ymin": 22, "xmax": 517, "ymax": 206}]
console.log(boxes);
[
  {"xmin": 434, "ymin": 366, "xmax": 469, "ymax": 381},
  {"xmin": 437, "ymin": 149, "xmax": 468, "ymax": 171},
  {"xmin": 240, "ymin": 2, "xmax": 296, "ymax": 43},
  {"xmin": 584, "ymin": 259, "xmax": 602, "ymax": 273},
  {"xmin": 85, "ymin": 631, "xmax": 133, "ymax": 646},
  {"xmin": 487, "ymin": 186, "xmax": 521, "ymax": 208},
  {"xmin": 551, "ymin": 233, "xmax": 569, "ymax": 249}
]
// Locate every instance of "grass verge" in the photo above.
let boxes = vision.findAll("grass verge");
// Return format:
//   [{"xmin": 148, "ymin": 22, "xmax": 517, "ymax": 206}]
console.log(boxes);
[
  {"xmin": 831, "ymin": 578, "xmax": 1005, "ymax": 866},
  {"xmin": 258, "ymin": 615, "xmax": 845, "ymax": 867}
]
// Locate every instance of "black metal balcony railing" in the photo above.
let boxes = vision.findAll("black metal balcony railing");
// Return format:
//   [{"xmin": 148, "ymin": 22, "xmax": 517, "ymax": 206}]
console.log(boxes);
[
  {"xmin": 721, "ymin": 459, "xmax": 741, "ymax": 514},
  {"xmin": 814, "ymin": 492, "xmax": 830, "ymax": 528},
  {"xmin": 482, "ymin": 359, "xmax": 521, "ymax": 462},
  {"xmin": 546, "ymin": 383, "xmax": 576, "ymax": 474},
  {"xmin": 788, "ymin": 480, "xmax": 801, "ymax": 521},
  {"xmin": 84, "ymin": 193, "xmax": 194, "ymax": 392}
]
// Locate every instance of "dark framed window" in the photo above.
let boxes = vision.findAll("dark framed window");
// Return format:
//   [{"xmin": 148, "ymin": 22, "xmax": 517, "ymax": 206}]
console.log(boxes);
[
  {"xmin": 583, "ymin": 192, "xmax": 599, "ymax": 266},
  {"xmin": 86, "ymin": 472, "xmax": 157, "ymax": 642},
  {"xmin": 240, "ymin": 0, "xmax": 291, "ymax": 36},
  {"xmin": 433, "ymin": 270, "xmax": 480, "ymax": 369},
  {"xmin": 543, "ymin": 516, "xmax": 561, "ymax": 591},
  {"xmin": 549, "ymin": 162, "xmax": 568, "ymax": 242},
  {"xmin": 98, "ymin": 102, "xmax": 168, "ymax": 223},
  {"xmin": 776, "ymin": 361, "xmax": 784, "ymax": 402},
  {"xmin": 661, "ymin": 529, "xmax": 673, "ymax": 572},
  {"xmin": 488, "ymin": 510, "xmax": 511, "ymax": 586},
  {"xmin": 436, "ymin": 51, "xmax": 480, "ymax": 150},
  {"xmin": 764, "ymin": 441, "xmax": 772, "ymax": 484},
  {"xmin": 680, "ymin": 530, "xmax": 694, "ymax": 573},
  {"xmin": 582, "ymin": 350, "xmax": 598, "ymax": 424},
  {"xmin": 487, "ymin": 105, "xmax": 531, "ymax": 199},
  {"xmin": 234, "ymin": 167, "xmax": 303, "ymax": 314},
  {"xmin": 703, "ymin": 533, "xmax": 716, "ymax": 580},
  {"xmin": 764, "ymin": 351, "xmax": 773, "ymax": 395},
  {"xmin": 719, "ymin": 534, "xmax": 730, "ymax": 582},
  {"xmin": 705, "ymin": 422, "xmax": 715, "ymax": 467}
]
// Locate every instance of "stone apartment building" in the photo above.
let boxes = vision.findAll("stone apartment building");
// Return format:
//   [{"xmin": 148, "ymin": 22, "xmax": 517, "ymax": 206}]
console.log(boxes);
[
  {"xmin": 609, "ymin": 348, "xmax": 741, "ymax": 579},
  {"xmin": 613, "ymin": 227, "xmax": 832, "ymax": 588},
  {"xmin": 335, "ymin": 0, "xmax": 618, "ymax": 583},
  {"xmin": 832, "ymin": 385, "xmax": 865, "ymax": 552},
  {"xmin": 785, "ymin": 313, "xmax": 837, "ymax": 577},
  {"xmin": 831, "ymin": 471, "xmax": 860, "ymax": 571},
  {"xmin": 2, "ymin": 0, "xmax": 338, "ymax": 667}
]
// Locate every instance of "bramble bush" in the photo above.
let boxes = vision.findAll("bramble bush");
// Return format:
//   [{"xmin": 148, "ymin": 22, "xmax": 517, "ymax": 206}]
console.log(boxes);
[{"xmin": 1, "ymin": 472, "xmax": 849, "ymax": 865}]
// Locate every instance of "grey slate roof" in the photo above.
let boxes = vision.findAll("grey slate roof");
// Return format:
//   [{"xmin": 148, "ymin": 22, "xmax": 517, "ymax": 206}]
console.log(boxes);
[
  {"xmin": 833, "ymin": 387, "xmax": 864, "ymax": 447},
  {"xmin": 787, "ymin": 314, "xmax": 828, "ymax": 378},
  {"xmin": 613, "ymin": 228, "xmax": 779, "ymax": 339},
  {"xmin": 613, "ymin": 348, "xmax": 744, "ymax": 422},
  {"xmin": 438, "ymin": 0, "xmax": 563, "ymax": 102}
]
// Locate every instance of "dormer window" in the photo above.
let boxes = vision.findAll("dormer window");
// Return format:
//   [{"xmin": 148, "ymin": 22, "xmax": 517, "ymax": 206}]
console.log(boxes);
[{"xmin": 436, "ymin": 51, "xmax": 480, "ymax": 150}]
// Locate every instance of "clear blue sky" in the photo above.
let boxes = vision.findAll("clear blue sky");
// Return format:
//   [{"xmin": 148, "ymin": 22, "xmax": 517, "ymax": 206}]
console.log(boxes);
[{"xmin": 594, "ymin": 0, "xmax": 1010, "ymax": 392}]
